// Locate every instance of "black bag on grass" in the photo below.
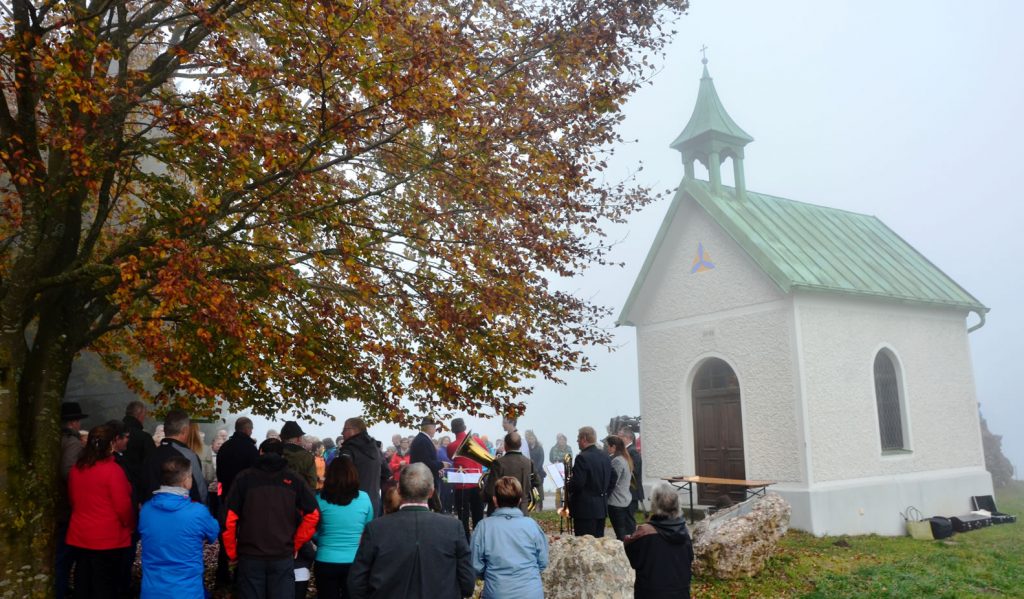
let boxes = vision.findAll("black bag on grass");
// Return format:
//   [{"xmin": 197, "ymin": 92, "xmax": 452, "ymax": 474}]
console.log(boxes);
[
  {"xmin": 928, "ymin": 516, "xmax": 953, "ymax": 539},
  {"xmin": 951, "ymin": 514, "xmax": 991, "ymax": 532}
]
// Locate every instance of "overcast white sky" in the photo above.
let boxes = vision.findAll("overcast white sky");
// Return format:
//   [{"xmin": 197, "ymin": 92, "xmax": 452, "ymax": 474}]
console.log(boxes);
[{"xmin": 247, "ymin": 1, "xmax": 1023, "ymax": 480}]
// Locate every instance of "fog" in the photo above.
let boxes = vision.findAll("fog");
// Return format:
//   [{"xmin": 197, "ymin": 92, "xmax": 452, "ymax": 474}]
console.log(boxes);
[{"xmin": 244, "ymin": 1, "xmax": 1022, "ymax": 480}]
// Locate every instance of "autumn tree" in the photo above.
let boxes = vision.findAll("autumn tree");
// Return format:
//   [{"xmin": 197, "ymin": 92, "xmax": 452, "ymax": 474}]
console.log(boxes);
[{"xmin": 0, "ymin": 0, "xmax": 686, "ymax": 589}]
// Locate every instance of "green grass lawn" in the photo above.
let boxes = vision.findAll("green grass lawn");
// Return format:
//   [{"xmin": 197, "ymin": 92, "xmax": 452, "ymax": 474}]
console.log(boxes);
[{"xmin": 534, "ymin": 482, "xmax": 1024, "ymax": 598}]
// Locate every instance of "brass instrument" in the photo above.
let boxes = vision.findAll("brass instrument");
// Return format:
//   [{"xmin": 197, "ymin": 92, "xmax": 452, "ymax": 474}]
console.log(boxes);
[
  {"xmin": 453, "ymin": 430, "xmax": 494, "ymax": 491},
  {"xmin": 453, "ymin": 431, "xmax": 495, "ymax": 470},
  {"xmin": 559, "ymin": 452, "xmax": 573, "ymax": 534},
  {"xmin": 455, "ymin": 430, "xmax": 541, "ymax": 511},
  {"xmin": 528, "ymin": 481, "xmax": 541, "ymax": 513}
]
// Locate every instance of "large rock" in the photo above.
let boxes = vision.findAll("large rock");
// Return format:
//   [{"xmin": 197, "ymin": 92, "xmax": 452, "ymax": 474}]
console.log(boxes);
[
  {"xmin": 691, "ymin": 492, "xmax": 791, "ymax": 579},
  {"xmin": 542, "ymin": 534, "xmax": 635, "ymax": 599}
]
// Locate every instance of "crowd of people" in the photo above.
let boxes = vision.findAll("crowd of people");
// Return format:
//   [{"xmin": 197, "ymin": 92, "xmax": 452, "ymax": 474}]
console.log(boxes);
[{"xmin": 56, "ymin": 402, "xmax": 694, "ymax": 598}]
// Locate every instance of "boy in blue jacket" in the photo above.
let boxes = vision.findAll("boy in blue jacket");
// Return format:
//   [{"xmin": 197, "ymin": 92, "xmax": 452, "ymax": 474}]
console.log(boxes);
[{"xmin": 139, "ymin": 454, "xmax": 220, "ymax": 598}]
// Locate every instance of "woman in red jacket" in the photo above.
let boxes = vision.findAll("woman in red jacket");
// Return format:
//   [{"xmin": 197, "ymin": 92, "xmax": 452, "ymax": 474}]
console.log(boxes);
[
  {"xmin": 388, "ymin": 437, "xmax": 411, "ymax": 479},
  {"xmin": 67, "ymin": 424, "xmax": 136, "ymax": 598}
]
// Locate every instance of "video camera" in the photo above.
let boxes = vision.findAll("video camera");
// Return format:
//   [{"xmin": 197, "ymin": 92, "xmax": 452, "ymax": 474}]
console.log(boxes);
[{"xmin": 607, "ymin": 415, "xmax": 641, "ymax": 436}]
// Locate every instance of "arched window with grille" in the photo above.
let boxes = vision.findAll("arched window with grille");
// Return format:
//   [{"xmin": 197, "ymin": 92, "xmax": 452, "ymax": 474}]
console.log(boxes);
[{"xmin": 874, "ymin": 350, "xmax": 907, "ymax": 451}]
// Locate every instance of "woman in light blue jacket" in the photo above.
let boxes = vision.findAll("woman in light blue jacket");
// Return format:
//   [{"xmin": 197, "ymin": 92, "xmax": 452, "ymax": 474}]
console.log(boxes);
[
  {"xmin": 471, "ymin": 476, "xmax": 548, "ymax": 598},
  {"xmin": 314, "ymin": 457, "xmax": 374, "ymax": 599}
]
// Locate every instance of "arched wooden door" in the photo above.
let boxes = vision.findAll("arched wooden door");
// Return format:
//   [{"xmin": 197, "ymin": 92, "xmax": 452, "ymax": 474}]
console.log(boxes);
[{"xmin": 692, "ymin": 358, "xmax": 746, "ymax": 505}]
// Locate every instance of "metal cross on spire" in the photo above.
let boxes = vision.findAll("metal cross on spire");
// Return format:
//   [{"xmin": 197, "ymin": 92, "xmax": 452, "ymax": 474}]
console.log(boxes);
[{"xmin": 700, "ymin": 44, "xmax": 709, "ymax": 65}]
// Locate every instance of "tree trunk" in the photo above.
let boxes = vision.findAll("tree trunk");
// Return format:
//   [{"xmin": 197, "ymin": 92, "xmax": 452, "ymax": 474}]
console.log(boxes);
[{"xmin": 0, "ymin": 303, "xmax": 79, "ymax": 598}]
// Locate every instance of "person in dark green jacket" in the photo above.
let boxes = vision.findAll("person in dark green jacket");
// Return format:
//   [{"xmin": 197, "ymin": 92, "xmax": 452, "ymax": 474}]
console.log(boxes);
[{"xmin": 281, "ymin": 420, "xmax": 318, "ymax": 489}]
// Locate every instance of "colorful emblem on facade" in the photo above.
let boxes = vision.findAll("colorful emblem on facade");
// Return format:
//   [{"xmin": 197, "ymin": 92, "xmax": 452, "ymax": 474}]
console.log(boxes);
[{"xmin": 690, "ymin": 242, "xmax": 715, "ymax": 273}]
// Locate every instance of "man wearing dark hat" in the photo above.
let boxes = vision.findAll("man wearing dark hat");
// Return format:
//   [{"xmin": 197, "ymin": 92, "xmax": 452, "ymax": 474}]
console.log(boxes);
[
  {"xmin": 409, "ymin": 417, "xmax": 443, "ymax": 511},
  {"xmin": 57, "ymin": 402, "xmax": 88, "ymax": 599},
  {"xmin": 60, "ymin": 402, "xmax": 87, "ymax": 475},
  {"xmin": 447, "ymin": 418, "xmax": 485, "ymax": 540},
  {"xmin": 280, "ymin": 420, "xmax": 317, "ymax": 489}
]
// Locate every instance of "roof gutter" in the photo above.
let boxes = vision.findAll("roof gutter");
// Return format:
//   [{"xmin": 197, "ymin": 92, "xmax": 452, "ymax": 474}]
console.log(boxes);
[{"xmin": 967, "ymin": 309, "xmax": 987, "ymax": 333}]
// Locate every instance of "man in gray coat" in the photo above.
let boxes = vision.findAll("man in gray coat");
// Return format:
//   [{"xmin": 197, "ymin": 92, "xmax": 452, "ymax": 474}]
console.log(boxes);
[
  {"xmin": 57, "ymin": 402, "xmax": 87, "ymax": 599},
  {"xmin": 348, "ymin": 463, "xmax": 474, "ymax": 599}
]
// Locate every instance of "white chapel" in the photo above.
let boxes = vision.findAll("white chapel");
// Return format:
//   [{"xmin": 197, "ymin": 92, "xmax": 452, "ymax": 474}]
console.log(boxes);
[{"xmin": 618, "ymin": 60, "xmax": 994, "ymax": 536}]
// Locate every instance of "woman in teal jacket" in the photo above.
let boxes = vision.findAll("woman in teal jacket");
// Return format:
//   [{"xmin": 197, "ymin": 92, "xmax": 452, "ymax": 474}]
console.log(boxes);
[
  {"xmin": 314, "ymin": 456, "xmax": 374, "ymax": 599},
  {"xmin": 138, "ymin": 455, "xmax": 220, "ymax": 599}
]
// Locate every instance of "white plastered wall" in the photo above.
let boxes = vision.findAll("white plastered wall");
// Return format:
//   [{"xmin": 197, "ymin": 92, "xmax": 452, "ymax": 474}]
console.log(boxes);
[
  {"xmin": 629, "ymin": 197, "xmax": 804, "ymax": 494},
  {"xmin": 627, "ymin": 199, "xmax": 783, "ymax": 324},
  {"xmin": 784, "ymin": 292, "xmax": 993, "ymax": 535}
]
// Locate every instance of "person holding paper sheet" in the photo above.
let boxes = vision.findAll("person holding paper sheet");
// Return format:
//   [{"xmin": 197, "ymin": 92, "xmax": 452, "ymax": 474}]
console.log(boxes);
[
  {"xmin": 448, "ymin": 418, "xmax": 485, "ymax": 541},
  {"xmin": 549, "ymin": 434, "xmax": 572, "ymax": 509}
]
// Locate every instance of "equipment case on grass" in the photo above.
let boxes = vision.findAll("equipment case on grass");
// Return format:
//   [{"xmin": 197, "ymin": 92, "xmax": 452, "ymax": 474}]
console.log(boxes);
[{"xmin": 950, "ymin": 513, "xmax": 992, "ymax": 533}]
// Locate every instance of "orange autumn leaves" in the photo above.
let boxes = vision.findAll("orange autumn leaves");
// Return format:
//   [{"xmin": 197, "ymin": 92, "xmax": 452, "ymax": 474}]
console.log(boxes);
[{"xmin": 1, "ymin": 0, "xmax": 688, "ymax": 425}]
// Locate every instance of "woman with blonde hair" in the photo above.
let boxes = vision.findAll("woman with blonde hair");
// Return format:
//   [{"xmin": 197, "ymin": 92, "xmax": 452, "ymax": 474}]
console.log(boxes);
[
  {"xmin": 185, "ymin": 422, "xmax": 204, "ymax": 455},
  {"xmin": 471, "ymin": 476, "xmax": 548, "ymax": 598}
]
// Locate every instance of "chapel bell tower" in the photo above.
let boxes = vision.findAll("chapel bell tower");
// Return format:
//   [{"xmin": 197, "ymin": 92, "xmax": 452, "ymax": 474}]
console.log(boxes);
[{"xmin": 670, "ymin": 56, "xmax": 753, "ymax": 200}]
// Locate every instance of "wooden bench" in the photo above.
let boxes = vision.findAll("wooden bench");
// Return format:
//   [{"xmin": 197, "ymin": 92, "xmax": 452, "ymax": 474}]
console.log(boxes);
[{"xmin": 663, "ymin": 476, "xmax": 776, "ymax": 522}]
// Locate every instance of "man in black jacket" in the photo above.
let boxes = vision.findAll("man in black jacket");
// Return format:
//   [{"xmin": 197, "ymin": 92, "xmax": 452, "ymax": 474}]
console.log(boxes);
[
  {"xmin": 348, "ymin": 463, "xmax": 474, "ymax": 599},
  {"xmin": 223, "ymin": 438, "xmax": 320, "ymax": 599},
  {"xmin": 217, "ymin": 417, "xmax": 259, "ymax": 497},
  {"xmin": 409, "ymin": 418, "xmax": 442, "ymax": 510},
  {"xmin": 214, "ymin": 416, "xmax": 259, "ymax": 587},
  {"xmin": 567, "ymin": 426, "xmax": 615, "ymax": 538},
  {"xmin": 339, "ymin": 417, "xmax": 389, "ymax": 516},
  {"xmin": 409, "ymin": 418, "xmax": 441, "ymax": 477},
  {"xmin": 141, "ymin": 409, "xmax": 206, "ymax": 504},
  {"xmin": 121, "ymin": 400, "xmax": 154, "ymax": 493}
]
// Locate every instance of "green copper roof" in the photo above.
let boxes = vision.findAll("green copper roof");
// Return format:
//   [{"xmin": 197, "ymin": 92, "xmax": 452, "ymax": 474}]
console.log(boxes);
[
  {"xmin": 618, "ymin": 179, "xmax": 988, "ymax": 325},
  {"xmin": 670, "ymin": 64, "xmax": 754, "ymax": 151}
]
